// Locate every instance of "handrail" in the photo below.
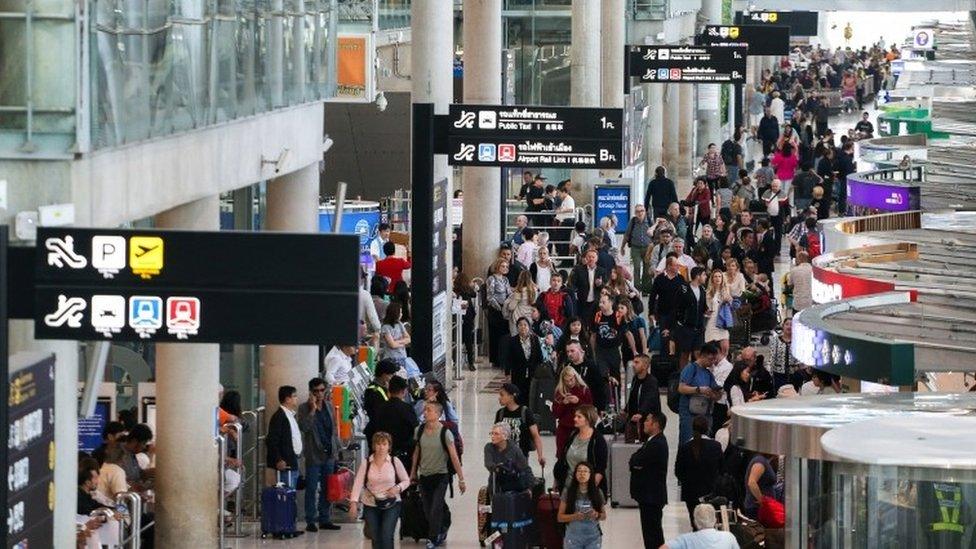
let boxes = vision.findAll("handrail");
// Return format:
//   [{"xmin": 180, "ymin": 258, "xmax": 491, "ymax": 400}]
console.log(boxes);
[
  {"xmin": 115, "ymin": 491, "xmax": 142, "ymax": 549},
  {"xmin": 224, "ymin": 422, "xmax": 247, "ymax": 537},
  {"xmin": 216, "ymin": 433, "xmax": 227, "ymax": 549},
  {"xmin": 240, "ymin": 407, "xmax": 265, "ymax": 520}
]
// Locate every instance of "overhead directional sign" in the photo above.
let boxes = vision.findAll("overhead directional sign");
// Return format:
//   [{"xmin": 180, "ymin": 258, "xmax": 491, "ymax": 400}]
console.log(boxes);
[
  {"xmin": 32, "ymin": 228, "xmax": 360, "ymax": 344},
  {"xmin": 438, "ymin": 104, "xmax": 624, "ymax": 170},
  {"xmin": 698, "ymin": 25, "xmax": 790, "ymax": 56},
  {"xmin": 735, "ymin": 10, "xmax": 819, "ymax": 37},
  {"xmin": 628, "ymin": 45, "xmax": 747, "ymax": 83},
  {"xmin": 5, "ymin": 353, "xmax": 55, "ymax": 549},
  {"xmin": 447, "ymin": 105, "xmax": 622, "ymax": 139}
]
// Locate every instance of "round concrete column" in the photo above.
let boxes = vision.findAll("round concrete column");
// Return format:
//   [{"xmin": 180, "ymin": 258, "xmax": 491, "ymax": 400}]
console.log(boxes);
[
  {"xmin": 570, "ymin": 0, "xmax": 601, "ymax": 205},
  {"xmin": 263, "ymin": 164, "xmax": 321, "ymax": 417},
  {"xmin": 678, "ymin": 84, "xmax": 696, "ymax": 181},
  {"xmin": 644, "ymin": 83, "xmax": 665, "ymax": 175},
  {"xmin": 461, "ymin": 0, "xmax": 502, "ymax": 276},
  {"xmin": 153, "ymin": 195, "xmax": 221, "ymax": 548},
  {"xmin": 662, "ymin": 83, "xmax": 680, "ymax": 176}
]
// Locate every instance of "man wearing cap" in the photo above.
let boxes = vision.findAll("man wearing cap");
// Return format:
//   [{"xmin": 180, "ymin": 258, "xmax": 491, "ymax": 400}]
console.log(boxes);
[
  {"xmin": 363, "ymin": 359, "xmax": 399, "ymax": 424},
  {"xmin": 525, "ymin": 174, "xmax": 547, "ymax": 216}
]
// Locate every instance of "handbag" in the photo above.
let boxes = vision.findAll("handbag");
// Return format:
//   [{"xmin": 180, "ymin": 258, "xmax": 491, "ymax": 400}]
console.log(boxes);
[
  {"xmin": 758, "ymin": 495, "xmax": 786, "ymax": 528},
  {"xmin": 688, "ymin": 394, "xmax": 712, "ymax": 416},
  {"xmin": 716, "ymin": 302, "xmax": 735, "ymax": 330},
  {"xmin": 326, "ymin": 467, "xmax": 354, "ymax": 502}
]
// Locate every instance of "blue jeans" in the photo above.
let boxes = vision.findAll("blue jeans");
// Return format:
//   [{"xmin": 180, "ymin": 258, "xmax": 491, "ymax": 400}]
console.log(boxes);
[
  {"xmin": 565, "ymin": 519, "xmax": 602, "ymax": 548},
  {"xmin": 363, "ymin": 501, "xmax": 400, "ymax": 549},
  {"xmin": 304, "ymin": 459, "xmax": 334, "ymax": 525}
]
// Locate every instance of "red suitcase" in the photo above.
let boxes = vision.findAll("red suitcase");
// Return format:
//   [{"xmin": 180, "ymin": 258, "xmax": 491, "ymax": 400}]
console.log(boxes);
[{"xmin": 534, "ymin": 468, "xmax": 564, "ymax": 549}]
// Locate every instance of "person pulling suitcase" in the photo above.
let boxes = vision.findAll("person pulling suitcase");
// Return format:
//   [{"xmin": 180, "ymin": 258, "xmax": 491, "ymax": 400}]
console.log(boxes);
[{"xmin": 494, "ymin": 384, "xmax": 547, "ymax": 468}]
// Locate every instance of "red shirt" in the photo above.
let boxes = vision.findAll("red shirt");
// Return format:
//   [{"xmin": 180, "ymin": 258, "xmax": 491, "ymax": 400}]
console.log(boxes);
[{"xmin": 375, "ymin": 257, "xmax": 412, "ymax": 291}]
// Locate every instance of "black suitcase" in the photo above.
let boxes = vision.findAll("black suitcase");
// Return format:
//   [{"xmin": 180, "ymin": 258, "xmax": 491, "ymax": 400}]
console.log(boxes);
[
  {"xmin": 399, "ymin": 485, "xmax": 428, "ymax": 541},
  {"xmin": 529, "ymin": 376, "xmax": 557, "ymax": 434},
  {"xmin": 651, "ymin": 355, "xmax": 677, "ymax": 391},
  {"xmin": 490, "ymin": 490, "xmax": 535, "ymax": 548}
]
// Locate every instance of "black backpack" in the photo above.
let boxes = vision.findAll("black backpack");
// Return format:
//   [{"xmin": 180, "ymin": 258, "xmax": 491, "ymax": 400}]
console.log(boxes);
[
  {"xmin": 721, "ymin": 140, "xmax": 738, "ymax": 165},
  {"xmin": 666, "ymin": 370, "xmax": 681, "ymax": 414}
]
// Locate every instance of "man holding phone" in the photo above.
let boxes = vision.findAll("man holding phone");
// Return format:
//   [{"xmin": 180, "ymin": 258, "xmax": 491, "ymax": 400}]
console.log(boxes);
[{"xmin": 736, "ymin": 347, "xmax": 775, "ymax": 400}]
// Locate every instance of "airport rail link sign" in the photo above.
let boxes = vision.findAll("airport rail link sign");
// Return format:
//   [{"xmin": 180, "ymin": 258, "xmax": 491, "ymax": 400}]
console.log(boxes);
[
  {"xmin": 439, "ymin": 104, "xmax": 624, "ymax": 170},
  {"xmin": 697, "ymin": 25, "xmax": 791, "ymax": 57},
  {"xmin": 31, "ymin": 227, "xmax": 360, "ymax": 344},
  {"xmin": 628, "ymin": 45, "xmax": 747, "ymax": 84}
]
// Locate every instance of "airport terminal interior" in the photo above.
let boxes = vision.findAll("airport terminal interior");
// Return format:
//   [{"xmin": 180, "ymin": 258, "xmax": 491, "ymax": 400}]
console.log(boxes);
[{"xmin": 3, "ymin": 0, "xmax": 976, "ymax": 548}]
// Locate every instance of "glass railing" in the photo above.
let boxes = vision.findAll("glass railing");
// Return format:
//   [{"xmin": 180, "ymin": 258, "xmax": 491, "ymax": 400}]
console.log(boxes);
[{"xmin": 0, "ymin": 0, "xmax": 338, "ymax": 157}]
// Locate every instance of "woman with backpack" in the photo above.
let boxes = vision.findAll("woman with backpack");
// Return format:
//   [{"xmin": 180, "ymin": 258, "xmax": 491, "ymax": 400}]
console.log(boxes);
[
  {"xmin": 410, "ymin": 401, "xmax": 467, "ymax": 549},
  {"xmin": 554, "ymin": 405, "xmax": 608, "ymax": 495},
  {"xmin": 674, "ymin": 417, "xmax": 723, "ymax": 531},
  {"xmin": 558, "ymin": 461, "xmax": 608, "ymax": 548},
  {"xmin": 349, "ymin": 432, "xmax": 411, "ymax": 549}
]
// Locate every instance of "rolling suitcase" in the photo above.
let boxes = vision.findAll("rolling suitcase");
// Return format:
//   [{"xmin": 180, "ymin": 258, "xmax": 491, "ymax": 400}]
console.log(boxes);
[
  {"xmin": 610, "ymin": 439, "xmax": 642, "ymax": 508},
  {"xmin": 490, "ymin": 490, "xmax": 534, "ymax": 548},
  {"xmin": 261, "ymin": 471, "xmax": 299, "ymax": 539},
  {"xmin": 528, "ymin": 376, "xmax": 557, "ymax": 434},
  {"xmin": 477, "ymin": 485, "xmax": 492, "ymax": 546},
  {"xmin": 534, "ymin": 468, "xmax": 563, "ymax": 549}
]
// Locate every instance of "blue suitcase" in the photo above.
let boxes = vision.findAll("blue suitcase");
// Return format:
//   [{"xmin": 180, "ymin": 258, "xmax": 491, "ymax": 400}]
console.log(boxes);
[{"xmin": 261, "ymin": 472, "xmax": 299, "ymax": 539}]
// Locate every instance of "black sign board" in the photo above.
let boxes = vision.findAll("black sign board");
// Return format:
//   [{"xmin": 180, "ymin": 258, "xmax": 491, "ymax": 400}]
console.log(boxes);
[
  {"xmin": 628, "ymin": 45, "xmax": 747, "ymax": 83},
  {"xmin": 447, "ymin": 105, "xmax": 622, "ymax": 140},
  {"xmin": 32, "ymin": 228, "xmax": 360, "ymax": 345},
  {"xmin": 439, "ymin": 104, "xmax": 624, "ymax": 170},
  {"xmin": 698, "ymin": 25, "xmax": 790, "ymax": 56},
  {"xmin": 6, "ymin": 353, "xmax": 55, "ymax": 549},
  {"xmin": 735, "ymin": 10, "xmax": 819, "ymax": 37},
  {"xmin": 446, "ymin": 137, "xmax": 622, "ymax": 169}
]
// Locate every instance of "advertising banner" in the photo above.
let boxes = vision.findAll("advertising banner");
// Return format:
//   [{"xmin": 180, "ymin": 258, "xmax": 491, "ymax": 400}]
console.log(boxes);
[
  {"xmin": 811, "ymin": 260, "xmax": 900, "ymax": 304},
  {"xmin": 846, "ymin": 178, "xmax": 920, "ymax": 213},
  {"xmin": 593, "ymin": 185, "xmax": 632, "ymax": 230},
  {"xmin": 336, "ymin": 34, "xmax": 373, "ymax": 101}
]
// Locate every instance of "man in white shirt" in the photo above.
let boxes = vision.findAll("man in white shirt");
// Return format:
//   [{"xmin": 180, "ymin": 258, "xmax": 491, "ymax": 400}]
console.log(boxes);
[
  {"xmin": 656, "ymin": 239, "xmax": 696, "ymax": 274},
  {"xmin": 662, "ymin": 503, "xmax": 739, "ymax": 549},
  {"xmin": 323, "ymin": 345, "xmax": 357, "ymax": 386},
  {"xmin": 516, "ymin": 227, "xmax": 539, "ymax": 269},
  {"xmin": 368, "ymin": 223, "xmax": 391, "ymax": 266},
  {"xmin": 267, "ymin": 386, "xmax": 305, "ymax": 499}
]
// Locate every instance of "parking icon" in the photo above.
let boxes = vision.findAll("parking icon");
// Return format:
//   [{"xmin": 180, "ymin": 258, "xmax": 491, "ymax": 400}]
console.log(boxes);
[
  {"xmin": 92, "ymin": 236, "xmax": 126, "ymax": 279},
  {"xmin": 129, "ymin": 296, "xmax": 163, "ymax": 338},
  {"xmin": 478, "ymin": 143, "xmax": 497, "ymax": 162}
]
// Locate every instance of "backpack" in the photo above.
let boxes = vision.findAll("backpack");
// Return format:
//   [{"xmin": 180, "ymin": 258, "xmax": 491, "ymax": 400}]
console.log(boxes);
[
  {"xmin": 415, "ymin": 423, "xmax": 462, "ymax": 496},
  {"xmin": 666, "ymin": 370, "xmax": 681, "ymax": 414},
  {"xmin": 800, "ymin": 230, "xmax": 822, "ymax": 259},
  {"xmin": 720, "ymin": 140, "xmax": 738, "ymax": 165},
  {"xmin": 494, "ymin": 406, "xmax": 535, "ymax": 452}
]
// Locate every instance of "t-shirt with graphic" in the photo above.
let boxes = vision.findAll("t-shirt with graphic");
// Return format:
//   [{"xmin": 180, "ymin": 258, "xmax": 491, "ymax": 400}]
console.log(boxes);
[
  {"xmin": 592, "ymin": 311, "xmax": 624, "ymax": 349},
  {"xmin": 495, "ymin": 406, "xmax": 537, "ymax": 455}
]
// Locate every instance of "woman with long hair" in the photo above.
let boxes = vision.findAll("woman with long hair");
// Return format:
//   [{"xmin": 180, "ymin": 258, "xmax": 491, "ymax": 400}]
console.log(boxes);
[
  {"xmin": 370, "ymin": 276, "xmax": 390, "ymax": 323},
  {"xmin": 413, "ymin": 379, "xmax": 459, "ymax": 423},
  {"xmin": 349, "ymin": 432, "xmax": 411, "ymax": 549},
  {"xmin": 486, "ymin": 258, "xmax": 513, "ymax": 369},
  {"xmin": 556, "ymin": 317, "xmax": 591, "ymax": 364},
  {"xmin": 392, "ymin": 280, "xmax": 411, "ymax": 322},
  {"xmin": 553, "ymin": 405, "xmax": 608, "ymax": 494},
  {"xmin": 615, "ymin": 297, "xmax": 644, "ymax": 365},
  {"xmin": 379, "ymin": 302, "xmax": 410, "ymax": 368},
  {"xmin": 553, "ymin": 366, "xmax": 592, "ymax": 461},
  {"xmin": 723, "ymin": 363, "xmax": 765, "ymax": 409},
  {"xmin": 506, "ymin": 270, "xmax": 539, "ymax": 335},
  {"xmin": 703, "ymin": 270, "xmax": 733, "ymax": 357},
  {"xmin": 453, "ymin": 272, "xmax": 478, "ymax": 371},
  {"xmin": 558, "ymin": 462, "xmax": 607, "ymax": 548},
  {"xmin": 674, "ymin": 416, "xmax": 723, "ymax": 531}
]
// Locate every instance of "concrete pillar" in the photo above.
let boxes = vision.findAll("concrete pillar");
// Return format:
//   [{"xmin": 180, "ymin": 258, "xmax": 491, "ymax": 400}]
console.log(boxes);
[
  {"xmin": 570, "ymin": 0, "xmax": 601, "ymax": 204},
  {"xmin": 269, "ymin": 0, "xmax": 284, "ymax": 106},
  {"xmin": 662, "ymin": 83, "xmax": 680, "ymax": 176},
  {"xmin": 153, "ymin": 195, "xmax": 220, "ymax": 548},
  {"xmin": 678, "ymin": 84, "xmax": 695, "ymax": 179},
  {"xmin": 264, "ymin": 164, "xmax": 320, "ymax": 416},
  {"xmin": 462, "ymin": 0, "xmax": 502, "ymax": 276},
  {"xmin": 644, "ymin": 83, "xmax": 664, "ymax": 174},
  {"xmin": 697, "ymin": 0, "xmax": 723, "ymax": 156},
  {"xmin": 8, "ymin": 327, "xmax": 77, "ymax": 549},
  {"xmin": 600, "ymin": 0, "xmax": 625, "ymax": 109},
  {"xmin": 412, "ymin": 0, "xmax": 454, "ymax": 378}
]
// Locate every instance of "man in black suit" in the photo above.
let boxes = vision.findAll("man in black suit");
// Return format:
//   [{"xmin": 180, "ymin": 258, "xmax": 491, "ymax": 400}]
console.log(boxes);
[
  {"xmin": 755, "ymin": 219, "xmax": 777, "ymax": 277},
  {"xmin": 369, "ymin": 376, "xmax": 419, "ymax": 470},
  {"xmin": 630, "ymin": 411, "xmax": 669, "ymax": 549},
  {"xmin": 267, "ymin": 386, "xmax": 303, "ymax": 489},
  {"xmin": 672, "ymin": 267, "xmax": 708, "ymax": 368},
  {"xmin": 569, "ymin": 248, "xmax": 607, "ymax": 326},
  {"xmin": 623, "ymin": 354, "xmax": 661, "ymax": 432}
]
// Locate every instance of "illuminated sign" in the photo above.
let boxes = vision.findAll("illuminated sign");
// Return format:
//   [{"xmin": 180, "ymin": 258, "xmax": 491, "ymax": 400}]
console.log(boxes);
[
  {"xmin": 698, "ymin": 25, "xmax": 790, "ymax": 56},
  {"xmin": 628, "ymin": 45, "xmax": 747, "ymax": 83},
  {"xmin": 735, "ymin": 10, "xmax": 819, "ymax": 36},
  {"xmin": 811, "ymin": 260, "xmax": 902, "ymax": 304},
  {"xmin": 846, "ymin": 177, "xmax": 920, "ymax": 213}
]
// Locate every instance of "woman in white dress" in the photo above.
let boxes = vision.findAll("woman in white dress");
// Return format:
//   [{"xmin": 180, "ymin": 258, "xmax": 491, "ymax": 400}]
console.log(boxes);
[
  {"xmin": 704, "ymin": 269, "xmax": 733, "ymax": 357},
  {"xmin": 724, "ymin": 258, "xmax": 747, "ymax": 298}
]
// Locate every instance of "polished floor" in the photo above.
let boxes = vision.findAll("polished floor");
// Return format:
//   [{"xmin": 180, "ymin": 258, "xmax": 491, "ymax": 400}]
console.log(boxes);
[{"xmin": 228, "ymin": 370, "xmax": 686, "ymax": 548}]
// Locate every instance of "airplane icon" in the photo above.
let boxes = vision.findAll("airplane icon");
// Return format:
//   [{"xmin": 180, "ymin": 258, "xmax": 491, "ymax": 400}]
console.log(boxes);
[{"xmin": 134, "ymin": 244, "xmax": 159, "ymax": 258}]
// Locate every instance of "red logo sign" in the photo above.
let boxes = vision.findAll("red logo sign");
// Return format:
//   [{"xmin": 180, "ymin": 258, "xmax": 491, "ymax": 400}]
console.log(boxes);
[
  {"xmin": 498, "ymin": 144, "xmax": 517, "ymax": 162},
  {"xmin": 670, "ymin": 68, "xmax": 682, "ymax": 80},
  {"xmin": 166, "ymin": 297, "xmax": 201, "ymax": 338}
]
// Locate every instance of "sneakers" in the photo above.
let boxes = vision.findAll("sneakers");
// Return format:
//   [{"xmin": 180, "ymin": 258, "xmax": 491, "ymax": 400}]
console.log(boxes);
[{"xmin": 425, "ymin": 542, "xmax": 436, "ymax": 549}]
